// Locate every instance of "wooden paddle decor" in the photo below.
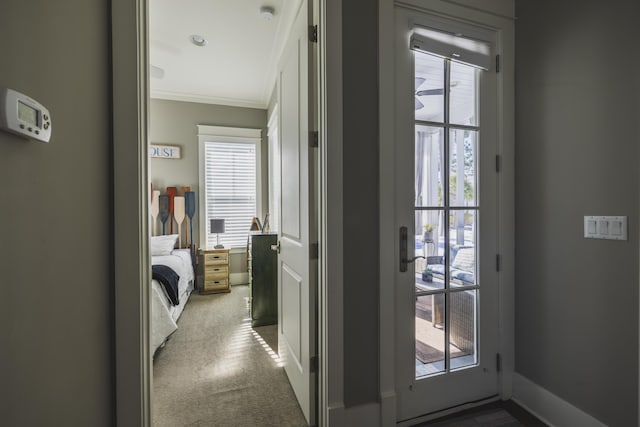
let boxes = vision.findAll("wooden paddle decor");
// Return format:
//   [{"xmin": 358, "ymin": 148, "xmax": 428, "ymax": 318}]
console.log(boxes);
[
  {"xmin": 174, "ymin": 196, "xmax": 186, "ymax": 248},
  {"xmin": 150, "ymin": 190, "xmax": 160, "ymax": 236},
  {"xmin": 185, "ymin": 191, "xmax": 196, "ymax": 256},
  {"xmin": 159, "ymin": 195, "xmax": 169, "ymax": 235},
  {"xmin": 178, "ymin": 187, "xmax": 190, "ymax": 244},
  {"xmin": 166, "ymin": 186, "xmax": 177, "ymax": 234}
]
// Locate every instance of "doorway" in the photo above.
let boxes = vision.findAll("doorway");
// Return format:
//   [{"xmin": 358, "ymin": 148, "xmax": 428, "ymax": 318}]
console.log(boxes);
[
  {"xmin": 147, "ymin": 0, "xmax": 317, "ymax": 425},
  {"xmin": 379, "ymin": 3, "xmax": 515, "ymax": 425},
  {"xmin": 395, "ymin": 9, "xmax": 499, "ymax": 420},
  {"xmin": 112, "ymin": 0, "xmax": 332, "ymax": 425}
]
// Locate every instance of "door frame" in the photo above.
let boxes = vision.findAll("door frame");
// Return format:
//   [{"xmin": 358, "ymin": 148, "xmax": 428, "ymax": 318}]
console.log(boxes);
[
  {"xmin": 112, "ymin": 0, "xmax": 150, "ymax": 424},
  {"xmin": 379, "ymin": 0, "xmax": 515, "ymax": 423},
  {"xmin": 111, "ymin": 0, "xmax": 344, "ymax": 425}
]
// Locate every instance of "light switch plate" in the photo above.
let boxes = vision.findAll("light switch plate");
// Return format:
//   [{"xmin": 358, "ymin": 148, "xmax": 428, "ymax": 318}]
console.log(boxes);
[{"xmin": 584, "ymin": 216, "xmax": 627, "ymax": 240}]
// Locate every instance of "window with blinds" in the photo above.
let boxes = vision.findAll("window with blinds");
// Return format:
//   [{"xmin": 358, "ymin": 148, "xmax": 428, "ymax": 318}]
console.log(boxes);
[{"xmin": 203, "ymin": 141, "xmax": 257, "ymax": 248}]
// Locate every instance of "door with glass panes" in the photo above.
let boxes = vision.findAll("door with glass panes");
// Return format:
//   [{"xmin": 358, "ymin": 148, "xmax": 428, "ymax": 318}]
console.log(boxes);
[{"xmin": 394, "ymin": 8, "xmax": 500, "ymax": 421}]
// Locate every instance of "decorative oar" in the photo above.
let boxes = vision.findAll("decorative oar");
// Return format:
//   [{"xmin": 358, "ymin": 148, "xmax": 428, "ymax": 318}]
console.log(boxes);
[
  {"xmin": 185, "ymin": 191, "xmax": 196, "ymax": 259},
  {"xmin": 159, "ymin": 195, "xmax": 169, "ymax": 235},
  {"xmin": 179, "ymin": 186, "xmax": 191, "ymax": 244},
  {"xmin": 166, "ymin": 186, "xmax": 177, "ymax": 234},
  {"xmin": 174, "ymin": 196, "xmax": 185, "ymax": 249},
  {"xmin": 150, "ymin": 190, "xmax": 160, "ymax": 236}
]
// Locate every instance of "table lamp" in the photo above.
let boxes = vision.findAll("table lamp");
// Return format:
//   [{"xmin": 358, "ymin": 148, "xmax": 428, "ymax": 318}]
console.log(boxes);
[{"xmin": 210, "ymin": 218, "xmax": 225, "ymax": 249}]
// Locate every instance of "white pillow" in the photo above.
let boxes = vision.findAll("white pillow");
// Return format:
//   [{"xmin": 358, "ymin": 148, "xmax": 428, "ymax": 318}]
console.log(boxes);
[
  {"xmin": 150, "ymin": 234, "xmax": 178, "ymax": 256},
  {"xmin": 451, "ymin": 247, "xmax": 475, "ymax": 272}
]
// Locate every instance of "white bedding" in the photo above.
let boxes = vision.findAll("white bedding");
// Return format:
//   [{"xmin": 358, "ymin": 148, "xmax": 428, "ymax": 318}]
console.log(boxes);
[{"xmin": 151, "ymin": 249, "xmax": 195, "ymax": 354}]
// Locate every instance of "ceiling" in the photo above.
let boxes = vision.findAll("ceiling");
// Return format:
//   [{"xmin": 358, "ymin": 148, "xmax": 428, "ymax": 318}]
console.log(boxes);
[{"xmin": 149, "ymin": 0, "xmax": 300, "ymax": 109}]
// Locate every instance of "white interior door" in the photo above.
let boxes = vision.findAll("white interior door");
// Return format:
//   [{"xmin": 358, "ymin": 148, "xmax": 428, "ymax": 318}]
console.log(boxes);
[
  {"xmin": 277, "ymin": 1, "xmax": 316, "ymax": 424},
  {"xmin": 394, "ymin": 8, "xmax": 500, "ymax": 422}
]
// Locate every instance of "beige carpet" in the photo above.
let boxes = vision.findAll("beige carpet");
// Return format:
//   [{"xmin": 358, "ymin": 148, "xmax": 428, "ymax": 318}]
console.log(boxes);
[{"xmin": 153, "ymin": 285, "xmax": 307, "ymax": 427}]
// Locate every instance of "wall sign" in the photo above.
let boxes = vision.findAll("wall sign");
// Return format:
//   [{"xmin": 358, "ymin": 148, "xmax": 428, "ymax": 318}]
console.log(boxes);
[{"xmin": 150, "ymin": 144, "xmax": 181, "ymax": 159}]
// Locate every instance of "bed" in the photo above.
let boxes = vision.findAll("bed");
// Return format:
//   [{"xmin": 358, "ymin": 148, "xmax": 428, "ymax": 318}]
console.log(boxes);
[{"xmin": 151, "ymin": 242, "xmax": 195, "ymax": 355}]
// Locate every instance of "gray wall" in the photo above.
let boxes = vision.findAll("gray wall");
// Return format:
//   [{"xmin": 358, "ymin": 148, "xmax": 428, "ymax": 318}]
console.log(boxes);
[
  {"xmin": 0, "ymin": 0, "xmax": 113, "ymax": 425},
  {"xmin": 10, "ymin": 0, "xmax": 637, "ymax": 424},
  {"xmin": 150, "ymin": 99, "xmax": 268, "ymax": 273},
  {"xmin": 342, "ymin": 0, "xmax": 379, "ymax": 406},
  {"xmin": 515, "ymin": 1, "xmax": 639, "ymax": 425}
]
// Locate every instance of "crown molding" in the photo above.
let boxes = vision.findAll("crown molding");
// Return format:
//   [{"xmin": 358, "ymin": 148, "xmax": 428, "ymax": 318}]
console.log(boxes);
[
  {"xmin": 150, "ymin": 89, "xmax": 267, "ymax": 110},
  {"xmin": 260, "ymin": 0, "xmax": 304, "ymax": 105}
]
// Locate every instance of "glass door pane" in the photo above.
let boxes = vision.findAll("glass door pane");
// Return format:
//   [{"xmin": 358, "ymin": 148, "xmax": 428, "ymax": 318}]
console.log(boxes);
[
  {"xmin": 414, "ymin": 53, "xmax": 480, "ymax": 379},
  {"xmin": 449, "ymin": 61, "xmax": 478, "ymax": 126},
  {"xmin": 449, "ymin": 129, "xmax": 477, "ymax": 207},
  {"xmin": 448, "ymin": 209, "xmax": 477, "ymax": 286},
  {"xmin": 449, "ymin": 289, "xmax": 477, "ymax": 370},
  {"xmin": 414, "ymin": 54, "xmax": 444, "ymax": 122},
  {"xmin": 415, "ymin": 294, "xmax": 445, "ymax": 376},
  {"xmin": 415, "ymin": 125, "xmax": 444, "ymax": 208}
]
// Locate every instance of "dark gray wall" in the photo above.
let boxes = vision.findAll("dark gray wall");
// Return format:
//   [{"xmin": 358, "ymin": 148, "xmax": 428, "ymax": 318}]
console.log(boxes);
[
  {"xmin": 150, "ymin": 99, "xmax": 267, "ymax": 273},
  {"xmin": 0, "ymin": 0, "xmax": 113, "ymax": 425},
  {"xmin": 342, "ymin": 0, "xmax": 379, "ymax": 406},
  {"xmin": 515, "ymin": 1, "xmax": 639, "ymax": 425}
]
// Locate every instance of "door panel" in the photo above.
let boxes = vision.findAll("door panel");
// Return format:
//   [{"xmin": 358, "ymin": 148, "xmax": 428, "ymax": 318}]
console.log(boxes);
[
  {"xmin": 281, "ymin": 44, "xmax": 301, "ymax": 239},
  {"xmin": 282, "ymin": 262, "xmax": 302, "ymax": 362},
  {"xmin": 277, "ymin": 0, "xmax": 315, "ymax": 424}
]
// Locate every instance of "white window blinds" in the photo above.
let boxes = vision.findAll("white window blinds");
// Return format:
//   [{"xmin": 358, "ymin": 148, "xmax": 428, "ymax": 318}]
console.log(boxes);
[
  {"xmin": 410, "ymin": 26, "xmax": 492, "ymax": 71},
  {"xmin": 203, "ymin": 141, "xmax": 257, "ymax": 248}
]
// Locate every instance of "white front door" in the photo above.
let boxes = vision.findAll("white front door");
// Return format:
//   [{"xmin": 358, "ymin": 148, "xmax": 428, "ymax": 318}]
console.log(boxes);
[
  {"xmin": 394, "ymin": 8, "xmax": 500, "ymax": 422},
  {"xmin": 277, "ymin": 0, "xmax": 316, "ymax": 424}
]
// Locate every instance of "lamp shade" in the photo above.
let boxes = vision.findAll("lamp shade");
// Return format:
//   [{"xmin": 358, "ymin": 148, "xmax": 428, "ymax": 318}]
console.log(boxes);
[{"xmin": 210, "ymin": 219, "xmax": 225, "ymax": 234}]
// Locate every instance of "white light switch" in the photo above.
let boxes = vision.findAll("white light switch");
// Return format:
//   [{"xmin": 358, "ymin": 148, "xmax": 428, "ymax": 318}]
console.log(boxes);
[
  {"xmin": 610, "ymin": 220, "xmax": 622, "ymax": 236},
  {"xmin": 598, "ymin": 220, "xmax": 608, "ymax": 235},
  {"xmin": 584, "ymin": 216, "xmax": 627, "ymax": 240}
]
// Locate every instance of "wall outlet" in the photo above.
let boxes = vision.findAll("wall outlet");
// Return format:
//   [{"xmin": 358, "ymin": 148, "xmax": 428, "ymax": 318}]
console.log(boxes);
[{"xmin": 584, "ymin": 216, "xmax": 627, "ymax": 240}]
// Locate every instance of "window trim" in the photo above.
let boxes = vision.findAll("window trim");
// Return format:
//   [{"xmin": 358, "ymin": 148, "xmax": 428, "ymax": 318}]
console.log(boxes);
[{"xmin": 197, "ymin": 125, "xmax": 262, "ymax": 249}]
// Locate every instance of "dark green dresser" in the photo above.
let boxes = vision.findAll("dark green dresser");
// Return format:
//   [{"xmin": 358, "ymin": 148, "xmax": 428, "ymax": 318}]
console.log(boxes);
[{"xmin": 250, "ymin": 233, "xmax": 278, "ymax": 327}]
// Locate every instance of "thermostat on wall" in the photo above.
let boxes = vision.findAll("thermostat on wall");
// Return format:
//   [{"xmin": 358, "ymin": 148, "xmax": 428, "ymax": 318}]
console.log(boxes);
[{"xmin": 0, "ymin": 88, "xmax": 52, "ymax": 143}]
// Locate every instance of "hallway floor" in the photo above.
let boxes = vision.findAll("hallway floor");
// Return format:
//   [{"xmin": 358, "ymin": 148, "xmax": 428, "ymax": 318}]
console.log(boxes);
[
  {"xmin": 417, "ymin": 400, "xmax": 547, "ymax": 427},
  {"xmin": 152, "ymin": 285, "xmax": 307, "ymax": 427}
]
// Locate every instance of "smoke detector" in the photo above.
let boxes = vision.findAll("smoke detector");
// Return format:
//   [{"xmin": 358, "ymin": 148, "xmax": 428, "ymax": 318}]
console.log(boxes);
[{"xmin": 260, "ymin": 6, "xmax": 275, "ymax": 20}]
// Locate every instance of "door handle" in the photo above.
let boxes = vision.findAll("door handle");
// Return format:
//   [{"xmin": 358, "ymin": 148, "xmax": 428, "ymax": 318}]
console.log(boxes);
[
  {"xmin": 271, "ymin": 241, "xmax": 281, "ymax": 253},
  {"xmin": 400, "ymin": 226, "xmax": 424, "ymax": 272}
]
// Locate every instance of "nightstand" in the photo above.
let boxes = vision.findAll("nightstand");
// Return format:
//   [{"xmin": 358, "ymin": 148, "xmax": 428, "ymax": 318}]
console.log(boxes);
[{"xmin": 199, "ymin": 248, "xmax": 230, "ymax": 294}]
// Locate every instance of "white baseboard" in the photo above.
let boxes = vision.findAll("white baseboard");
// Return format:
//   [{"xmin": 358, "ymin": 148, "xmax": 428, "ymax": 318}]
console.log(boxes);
[
  {"xmin": 327, "ymin": 402, "xmax": 346, "ymax": 426},
  {"xmin": 380, "ymin": 390, "xmax": 396, "ymax": 427},
  {"xmin": 327, "ymin": 402, "xmax": 380, "ymax": 427},
  {"xmin": 512, "ymin": 373, "xmax": 606, "ymax": 427},
  {"xmin": 345, "ymin": 402, "xmax": 380, "ymax": 426},
  {"xmin": 230, "ymin": 272, "xmax": 249, "ymax": 285}
]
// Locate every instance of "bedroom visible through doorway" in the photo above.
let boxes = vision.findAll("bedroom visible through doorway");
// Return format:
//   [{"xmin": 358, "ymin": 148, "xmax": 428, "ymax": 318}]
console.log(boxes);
[{"xmin": 146, "ymin": 1, "xmax": 316, "ymax": 426}]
